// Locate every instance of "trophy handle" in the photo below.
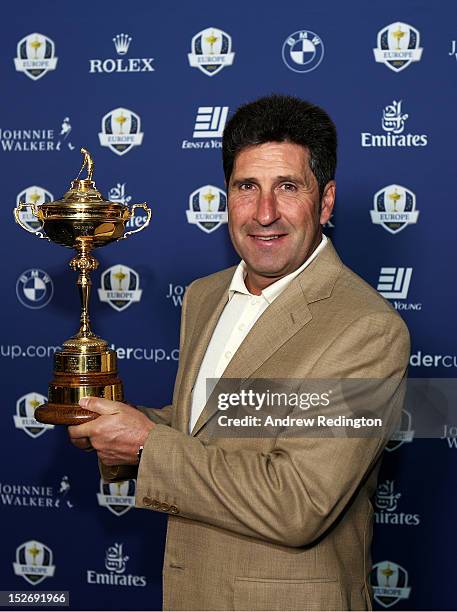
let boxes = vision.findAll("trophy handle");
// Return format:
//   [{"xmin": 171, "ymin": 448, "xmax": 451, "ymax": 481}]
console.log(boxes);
[
  {"xmin": 121, "ymin": 203, "xmax": 152, "ymax": 239},
  {"xmin": 13, "ymin": 201, "xmax": 49, "ymax": 241}
]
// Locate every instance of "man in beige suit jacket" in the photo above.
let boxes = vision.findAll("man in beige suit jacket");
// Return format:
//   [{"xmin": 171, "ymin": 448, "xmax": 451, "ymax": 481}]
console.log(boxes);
[{"xmin": 69, "ymin": 95, "xmax": 410, "ymax": 611}]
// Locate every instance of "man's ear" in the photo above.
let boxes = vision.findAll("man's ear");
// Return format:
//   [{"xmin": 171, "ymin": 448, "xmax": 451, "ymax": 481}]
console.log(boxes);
[{"xmin": 319, "ymin": 181, "xmax": 336, "ymax": 225}]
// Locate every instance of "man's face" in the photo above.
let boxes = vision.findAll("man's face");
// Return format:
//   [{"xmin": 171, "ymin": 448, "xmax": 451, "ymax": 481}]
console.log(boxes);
[{"xmin": 227, "ymin": 141, "xmax": 335, "ymax": 294}]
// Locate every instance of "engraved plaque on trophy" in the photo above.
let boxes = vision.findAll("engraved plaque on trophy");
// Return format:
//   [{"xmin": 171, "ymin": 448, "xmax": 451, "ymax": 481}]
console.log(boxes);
[{"xmin": 13, "ymin": 148, "xmax": 151, "ymax": 425}]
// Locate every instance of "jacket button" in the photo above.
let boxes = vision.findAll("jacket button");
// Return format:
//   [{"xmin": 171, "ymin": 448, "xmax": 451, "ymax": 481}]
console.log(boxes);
[
  {"xmin": 143, "ymin": 496, "xmax": 152, "ymax": 506},
  {"xmin": 169, "ymin": 505, "xmax": 179, "ymax": 514},
  {"xmin": 151, "ymin": 499, "xmax": 160, "ymax": 509},
  {"xmin": 160, "ymin": 502, "xmax": 170, "ymax": 512}
]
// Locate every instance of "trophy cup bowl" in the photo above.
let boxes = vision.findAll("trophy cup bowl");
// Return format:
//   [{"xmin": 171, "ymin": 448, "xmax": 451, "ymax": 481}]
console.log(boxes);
[{"xmin": 13, "ymin": 148, "xmax": 152, "ymax": 425}]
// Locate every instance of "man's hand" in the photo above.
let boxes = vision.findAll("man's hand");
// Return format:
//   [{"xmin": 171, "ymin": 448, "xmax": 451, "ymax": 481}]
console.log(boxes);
[{"xmin": 68, "ymin": 397, "xmax": 155, "ymax": 466}]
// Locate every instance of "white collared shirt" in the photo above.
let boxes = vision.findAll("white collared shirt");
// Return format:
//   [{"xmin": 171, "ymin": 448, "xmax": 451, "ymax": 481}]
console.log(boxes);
[{"xmin": 189, "ymin": 234, "xmax": 328, "ymax": 432}]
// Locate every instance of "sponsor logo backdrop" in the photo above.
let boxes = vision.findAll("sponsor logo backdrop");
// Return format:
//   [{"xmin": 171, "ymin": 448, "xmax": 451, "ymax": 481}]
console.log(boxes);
[{"xmin": 1, "ymin": 1, "xmax": 456, "ymax": 610}]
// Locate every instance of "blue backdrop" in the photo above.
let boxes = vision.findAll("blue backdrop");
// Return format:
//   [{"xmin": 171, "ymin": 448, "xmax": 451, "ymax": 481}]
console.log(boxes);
[{"xmin": 1, "ymin": 0, "xmax": 456, "ymax": 609}]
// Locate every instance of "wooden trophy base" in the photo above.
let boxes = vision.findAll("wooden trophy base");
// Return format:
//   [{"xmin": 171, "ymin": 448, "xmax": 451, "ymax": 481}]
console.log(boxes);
[
  {"xmin": 35, "ymin": 402, "xmax": 100, "ymax": 425},
  {"xmin": 34, "ymin": 341, "xmax": 124, "ymax": 426}
]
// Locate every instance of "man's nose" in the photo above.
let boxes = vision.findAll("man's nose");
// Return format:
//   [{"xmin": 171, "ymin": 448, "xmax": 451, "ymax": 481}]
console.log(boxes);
[{"xmin": 254, "ymin": 190, "xmax": 280, "ymax": 226}]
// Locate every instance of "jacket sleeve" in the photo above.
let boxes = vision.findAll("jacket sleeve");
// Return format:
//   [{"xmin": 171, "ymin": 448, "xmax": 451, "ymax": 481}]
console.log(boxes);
[
  {"xmin": 137, "ymin": 404, "xmax": 173, "ymax": 426},
  {"xmin": 98, "ymin": 405, "xmax": 173, "ymax": 484},
  {"xmin": 99, "ymin": 283, "xmax": 193, "ymax": 483},
  {"xmin": 135, "ymin": 311, "xmax": 410, "ymax": 547}
]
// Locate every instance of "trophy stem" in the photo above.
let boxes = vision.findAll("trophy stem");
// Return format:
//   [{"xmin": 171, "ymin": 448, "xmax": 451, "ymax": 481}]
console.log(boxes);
[
  {"xmin": 70, "ymin": 237, "xmax": 99, "ymax": 340},
  {"xmin": 78, "ymin": 268, "xmax": 92, "ymax": 336}
]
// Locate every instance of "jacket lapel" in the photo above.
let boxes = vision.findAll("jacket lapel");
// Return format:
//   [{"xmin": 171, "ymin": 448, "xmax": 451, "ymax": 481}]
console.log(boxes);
[
  {"xmin": 190, "ymin": 240, "xmax": 343, "ymax": 436},
  {"xmin": 175, "ymin": 280, "xmax": 230, "ymax": 433}
]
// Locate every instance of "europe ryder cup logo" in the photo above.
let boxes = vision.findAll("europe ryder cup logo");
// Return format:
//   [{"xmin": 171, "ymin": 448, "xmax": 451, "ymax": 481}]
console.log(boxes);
[
  {"xmin": 371, "ymin": 561, "xmax": 411, "ymax": 608},
  {"xmin": 385, "ymin": 408, "xmax": 414, "ymax": 452},
  {"xmin": 98, "ymin": 265, "xmax": 142, "ymax": 312},
  {"xmin": 16, "ymin": 269, "xmax": 54, "ymax": 309},
  {"xmin": 97, "ymin": 478, "xmax": 136, "ymax": 516},
  {"xmin": 282, "ymin": 30, "xmax": 324, "ymax": 73},
  {"xmin": 373, "ymin": 23, "xmax": 423, "ymax": 72},
  {"xmin": 13, "ymin": 540, "xmax": 55, "ymax": 585},
  {"xmin": 98, "ymin": 107, "xmax": 144, "ymax": 156},
  {"xmin": 14, "ymin": 33, "xmax": 58, "ymax": 80},
  {"xmin": 16, "ymin": 186, "xmax": 53, "ymax": 232},
  {"xmin": 186, "ymin": 185, "xmax": 228, "ymax": 234},
  {"xmin": 188, "ymin": 27, "xmax": 235, "ymax": 76},
  {"xmin": 371, "ymin": 185, "xmax": 419, "ymax": 234},
  {"xmin": 14, "ymin": 392, "xmax": 54, "ymax": 439}
]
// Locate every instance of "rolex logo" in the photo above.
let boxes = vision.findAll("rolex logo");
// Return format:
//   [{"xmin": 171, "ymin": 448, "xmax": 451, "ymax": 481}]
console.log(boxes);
[
  {"xmin": 113, "ymin": 33, "xmax": 132, "ymax": 55},
  {"xmin": 89, "ymin": 35, "xmax": 154, "ymax": 74}
]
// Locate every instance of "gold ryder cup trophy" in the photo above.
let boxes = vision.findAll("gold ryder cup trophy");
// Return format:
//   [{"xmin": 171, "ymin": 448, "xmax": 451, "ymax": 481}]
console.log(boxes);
[{"xmin": 13, "ymin": 148, "xmax": 151, "ymax": 425}]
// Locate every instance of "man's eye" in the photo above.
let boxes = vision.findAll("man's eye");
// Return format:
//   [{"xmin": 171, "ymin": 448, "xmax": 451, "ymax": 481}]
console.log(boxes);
[
  {"xmin": 239, "ymin": 183, "xmax": 254, "ymax": 191},
  {"xmin": 281, "ymin": 183, "xmax": 297, "ymax": 191}
]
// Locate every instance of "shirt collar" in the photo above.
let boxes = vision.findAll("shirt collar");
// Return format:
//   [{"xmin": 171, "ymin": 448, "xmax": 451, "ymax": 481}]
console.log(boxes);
[{"xmin": 228, "ymin": 234, "xmax": 328, "ymax": 304}]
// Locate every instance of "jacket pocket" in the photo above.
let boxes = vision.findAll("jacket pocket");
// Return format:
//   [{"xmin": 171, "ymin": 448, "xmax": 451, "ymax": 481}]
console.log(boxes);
[{"xmin": 234, "ymin": 576, "xmax": 345, "ymax": 611}]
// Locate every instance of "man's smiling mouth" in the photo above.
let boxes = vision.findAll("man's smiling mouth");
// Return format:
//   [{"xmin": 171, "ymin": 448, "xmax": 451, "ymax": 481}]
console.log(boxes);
[{"xmin": 249, "ymin": 233, "xmax": 287, "ymax": 242}]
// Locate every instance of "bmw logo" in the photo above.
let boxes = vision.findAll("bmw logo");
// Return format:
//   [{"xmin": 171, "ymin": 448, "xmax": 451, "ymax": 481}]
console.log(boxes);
[
  {"xmin": 282, "ymin": 30, "xmax": 325, "ymax": 73},
  {"xmin": 16, "ymin": 268, "xmax": 54, "ymax": 309}
]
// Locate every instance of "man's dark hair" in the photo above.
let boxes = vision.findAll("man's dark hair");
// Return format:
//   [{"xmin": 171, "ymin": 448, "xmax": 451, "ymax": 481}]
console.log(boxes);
[{"xmin": 222, "ymin": 94, "xmax": 337, "ymax": 198}]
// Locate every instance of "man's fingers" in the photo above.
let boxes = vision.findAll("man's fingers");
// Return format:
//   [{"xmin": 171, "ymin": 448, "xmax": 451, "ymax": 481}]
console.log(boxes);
[
  {"xmin": 68, "ymin": 398, "xmax": 123, "ymax": 439},
  {"xmin": 98, "ymin": 453, "xmax": 115, "ymax": 465},
  {"xmin": 79, "ymin": 396, "xmax": 122, "ymax": 415},
  {"xmin": 69, "ymin": 436, "xmax": 93, "ymax": 451},
  {"xmin": 68, "ymin": 421, "xmax": 96, "ymax": 439}
]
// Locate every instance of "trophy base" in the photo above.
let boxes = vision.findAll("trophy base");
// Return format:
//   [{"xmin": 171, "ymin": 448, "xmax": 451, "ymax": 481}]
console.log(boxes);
[
  {"xmin": 35, "ymin": 402, "xmax": 100, "ymax": 425},
  {"xmin": 33, "ymin": 342, "xmax": 124, "ymax": 426}
]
